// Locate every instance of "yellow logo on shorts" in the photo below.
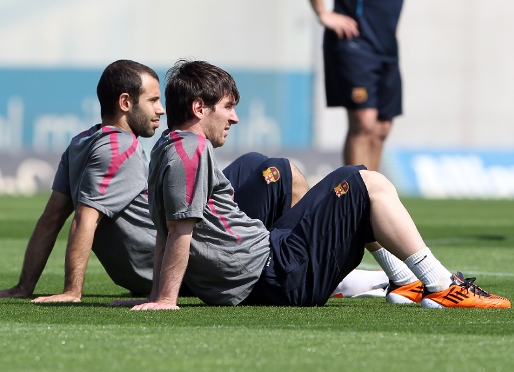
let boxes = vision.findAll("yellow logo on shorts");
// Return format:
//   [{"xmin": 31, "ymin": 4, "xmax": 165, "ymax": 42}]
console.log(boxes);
[
  {"xmin": 351, "ymin": 87, "xmax": 368, "ymax": 104},
  {"xmin": 262, "ymin": 167, "xmax": 280, "ymax": 184},
  {"xmin": 334, "ymin": 181, "xmax": 350, "ymax": 197}
]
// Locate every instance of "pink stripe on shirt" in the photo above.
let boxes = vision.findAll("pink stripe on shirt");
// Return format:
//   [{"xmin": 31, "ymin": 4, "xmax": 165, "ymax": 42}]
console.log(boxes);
[
  {"xmin": 99, "ymin": 127, "xmax": 139, "ymax": 195},
  {"xmin": 170, "ymin": 132, "xmax": 206, "ymax": 205},
  {"xmin": 208, "ymin": 198, "xmax": 242, "ymax": 243}
]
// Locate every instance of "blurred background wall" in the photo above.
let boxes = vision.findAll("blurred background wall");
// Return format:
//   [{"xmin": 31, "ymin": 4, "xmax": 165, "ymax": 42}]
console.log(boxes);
[{"xmin": 1, "ymin": 0, "xmax": 514, "ymax": 197}]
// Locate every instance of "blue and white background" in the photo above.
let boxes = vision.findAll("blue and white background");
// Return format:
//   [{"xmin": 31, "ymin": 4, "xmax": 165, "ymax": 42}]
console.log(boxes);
[
  {"xmin": 385, "ymin": 150, "xmax": 514, "ymax": 199},
  {"xmin": 0, "ymin": 69, "xmax": 313, "ymax": 153},
  {"xmin": 1, "ymin": 0, "xmax": 514, "ymax": 198}
]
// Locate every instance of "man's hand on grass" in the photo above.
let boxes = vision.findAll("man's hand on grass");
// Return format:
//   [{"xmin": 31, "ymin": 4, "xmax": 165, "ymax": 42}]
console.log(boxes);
[
  {"xmin": 0, "ymin": 285, "xmax": 32, "ymax": 298},
  {"xmin": 31, "ymin": 293, "xmax": 80, "ymax": 303},
  {"xmin": 131, "ymin": 301, "xmax": 180, "ymax": 311}
]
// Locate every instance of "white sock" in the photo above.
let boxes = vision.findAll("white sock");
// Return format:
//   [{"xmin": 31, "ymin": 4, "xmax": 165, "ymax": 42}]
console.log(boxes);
[
  {"xmin": 404, "ymin": 247, "xmax": 452, "ymax": 293},
  {"xmin": 370, "ymin": 248, "xmax": 418, "ymax": 286},
  {"xmin": 330, "ymin": 269, "xmax": 389, "ymax": 298}
]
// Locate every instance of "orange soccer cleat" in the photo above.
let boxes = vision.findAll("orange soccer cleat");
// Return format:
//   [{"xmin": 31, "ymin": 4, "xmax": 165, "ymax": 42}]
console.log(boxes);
[
  {"xmin": 385, "ymin": 280, "xmax": 424, "ymax": 304},
  {"xmin": 421, "ymin": 272, "xmax": 511, "ymax": 309}
]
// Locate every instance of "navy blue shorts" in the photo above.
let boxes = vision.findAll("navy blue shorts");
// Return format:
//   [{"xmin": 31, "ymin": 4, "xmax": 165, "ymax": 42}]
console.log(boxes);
[
  {"xmin": 229, "ymin": 156, "xmax": 375, "ymax": 307},
  {"xmin": 323, "ymin": 31, "xmax": 402, "ymax": 121},
  {"xmin": 223, "ymin": 152, "xmax": 293, "ymax": 229}
]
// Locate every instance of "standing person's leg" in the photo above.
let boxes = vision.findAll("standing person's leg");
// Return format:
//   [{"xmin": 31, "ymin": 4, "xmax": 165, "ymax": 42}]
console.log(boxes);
[
  {"xmin": 365, "ymin": 61, "xmax": 402, "ymax": 171},
  {"xmin": 345, "ymin": 108, "xmax": 391, "ymax": 171},
  {"xmin": 369, "ymin": 119, "xmax": 392, "ymax": 171},
  {"xmin": 323, "ymin": 30, "xmax": 387, "ymax": 170},
  {"xmin": 344, "ymin": 59, "xmax": 400, "ymax": 171}
]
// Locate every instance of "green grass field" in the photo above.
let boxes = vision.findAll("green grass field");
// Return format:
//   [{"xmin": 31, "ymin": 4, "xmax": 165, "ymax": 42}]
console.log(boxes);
[{"xmin": 1, "ymin": 195, "xmax": 513, "ymax": 371}]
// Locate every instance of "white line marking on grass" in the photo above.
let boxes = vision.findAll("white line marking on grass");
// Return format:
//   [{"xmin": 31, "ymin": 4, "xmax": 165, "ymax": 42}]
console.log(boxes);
[
  {"xmin": 425, "ymin": 236, "xmax": 514, "ymax": 245},
  {"xmin": 356, "ymin": 263, "xmax": 381, "ymax": 270},
  {"xmin": 452, "ymin": 271, "xmax": 514, "ymax": 277},
  {"xmin": 357, "ymin": 263, "xmax": 514, "ymax": 277}
]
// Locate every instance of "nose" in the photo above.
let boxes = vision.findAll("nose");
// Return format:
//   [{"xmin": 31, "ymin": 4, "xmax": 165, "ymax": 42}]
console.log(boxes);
[
  {"xmin": 156, "ymin": 100, "xmax": 165, "ymax": 115},
  {"xmin": 230, "ymin": 109, "xmax": 239, "ymax": 124}
]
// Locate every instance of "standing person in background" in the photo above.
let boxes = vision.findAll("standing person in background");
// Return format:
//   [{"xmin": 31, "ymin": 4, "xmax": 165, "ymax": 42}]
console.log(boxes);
[{"xmin": 309, "ymin": 0, "xmax": 404, "ymax": 170}]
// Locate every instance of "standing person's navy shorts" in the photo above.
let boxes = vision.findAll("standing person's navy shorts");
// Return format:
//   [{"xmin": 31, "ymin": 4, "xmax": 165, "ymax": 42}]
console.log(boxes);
[
  {"xmin": 323, "ymin": 30, "xmax": 402, "ymax": 121},
  {"xmin": 224, "ymin": 153, "xmax": 375, "ymax": 307}
]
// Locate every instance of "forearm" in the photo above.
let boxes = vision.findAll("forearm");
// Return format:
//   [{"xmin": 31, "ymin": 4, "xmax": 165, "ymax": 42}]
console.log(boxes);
[
  {"xmin": 31, "ymin": 204, "xmax": 101, "ymax": 303},
  {"xmin": 13, "ymin": 191, "xmax": 73, "ymax": 296},
  {"xmin": 156, "ymin": 229, "xmax": 191, "ymax": 305},
  {"xmin": 131, "ymin": 219, "xmax": 194, "ymax": 311},
  {"xmin": 149, "ymin": 233, "xmax": 166, "ymax": 302},
  {"xmin": 308, "ymin": 0, "xmax": 358, "ymax": 39},
  {"xmin": 62, "ymin": 218, "xmax": 96, "ymax": 297},
  {"xmin": 16, "ymin": 217, "xmax": 65, "ymax": 294},
  {"xmin": 309, "ymin": 0, "xmax": 328, "ymax": 17}
]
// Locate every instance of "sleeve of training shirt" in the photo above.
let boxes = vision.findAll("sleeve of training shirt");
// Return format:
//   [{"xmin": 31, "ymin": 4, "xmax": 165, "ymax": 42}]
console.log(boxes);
[
  {"xmin": 52, "ymin": 147, "xmax": 71, "ymax": 196},
  {"xmin": 77, "ymin": 128, "xmax": 148, "ymax": 218},
  {"xmin": 162, "ymin": 132, "xmax": 213, "ymax": 222}
]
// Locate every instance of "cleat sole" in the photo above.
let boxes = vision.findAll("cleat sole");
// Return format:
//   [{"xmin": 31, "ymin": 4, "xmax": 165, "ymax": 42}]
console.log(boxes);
[
  {"xmin": 421, "ymin": 298, "xmax": 445, "ymax": 308},
  {"xmin": 386, "ymin": 292, "xmax": 418, "ymax": 304}
]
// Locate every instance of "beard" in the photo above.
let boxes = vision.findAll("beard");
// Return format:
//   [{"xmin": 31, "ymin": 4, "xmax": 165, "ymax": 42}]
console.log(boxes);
[{"xmin": 127, "ymin": 104, "xmax": 155, "ymax": 138}]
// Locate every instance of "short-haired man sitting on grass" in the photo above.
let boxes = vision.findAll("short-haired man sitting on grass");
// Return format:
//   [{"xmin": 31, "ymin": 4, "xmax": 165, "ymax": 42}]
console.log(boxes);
[{"xmin": 0, "ymin": 60, "xmax": 165, "ymax": 301}]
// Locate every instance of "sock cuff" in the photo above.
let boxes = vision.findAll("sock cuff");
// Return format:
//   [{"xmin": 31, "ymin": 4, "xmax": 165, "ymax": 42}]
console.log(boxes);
[
  {"xmin": 369, "ymin": 247, "xmax": 388, "ymax": 261},
  {"xmin": 404, "ymin": 247, "xmax": 431, "ymax": 268},
  {"xmin": 371, "ymin": 248, "xmax": 417, "ymax": 286},
  {"xmin": 404, "ymin": 247, "xmax": 452, "ymax": 292}
]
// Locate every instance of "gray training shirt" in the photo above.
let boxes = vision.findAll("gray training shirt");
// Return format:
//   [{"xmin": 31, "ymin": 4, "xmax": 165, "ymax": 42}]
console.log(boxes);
[
  {"xmin": 52, "ymin": 124, "xmax": 155, "ymax": 294},
  {"xmin": 149, "ymin": 130, "xmax": 270, "ymax": 305}
]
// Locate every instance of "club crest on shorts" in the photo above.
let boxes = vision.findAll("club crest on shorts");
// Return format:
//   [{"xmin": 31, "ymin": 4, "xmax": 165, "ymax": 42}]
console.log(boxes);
[
  {"xmin": 351, "ymin": 87, "xmax": 368, "ymax": 104},
  {"xmin": 334, "ymin": 181, "xmax": 350, "ymax": 197},
  {"xmin": 262, "ymin": 167, "xmax": 280, "ymax": 184}
]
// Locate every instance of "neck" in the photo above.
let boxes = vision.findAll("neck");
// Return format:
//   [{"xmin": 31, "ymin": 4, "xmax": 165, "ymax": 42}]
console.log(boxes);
[
  {"xmin": 102, "ymin": 116, "xmax": 132, "ymax": 134},
  {"xmin": 175, "ymin": 119, "xmax": 205, "ymax": 138}
]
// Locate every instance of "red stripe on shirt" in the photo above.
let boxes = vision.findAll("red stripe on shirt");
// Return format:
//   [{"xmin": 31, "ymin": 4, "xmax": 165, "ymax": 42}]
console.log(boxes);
[
  {"xmin": 170, "ymin": 132, "xmax": 206, "ymax": 205},
  {"xmin": 99, "ymin": 127, "xmax": 139, "ymax": 195},
  {"xmin": 208, "ymin": 198, "xmax": 242, "ymax": 243}
]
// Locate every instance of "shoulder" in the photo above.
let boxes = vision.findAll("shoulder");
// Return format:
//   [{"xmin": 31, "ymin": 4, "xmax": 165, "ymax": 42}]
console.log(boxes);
[
  {"xmin": 165, "ymin": 131, "xmax": 212, "ymax": 155},
  {"xmin": 69, "ymin": 124, "xmax": 101, "ymax": 146},
  {"xmin": 91, "ymin": 126, "xmax": 142, "ymax": 156},
  {"xmin": 97, "ymin": 126, "xmax": 138, "ymax": 145},
  {"xmin": 153, "ymin": 132, "xmax": 214, "ymax": 172}
]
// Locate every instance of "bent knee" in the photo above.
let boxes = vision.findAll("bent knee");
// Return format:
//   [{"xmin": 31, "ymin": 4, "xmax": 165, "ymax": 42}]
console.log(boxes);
[
  {"xmin": 348, "ymin": 120, "xmax": 376, "ymax": 135},
  {"xmin": 359, "ymin": 170, "xmax": 397, "ymax": 196}
]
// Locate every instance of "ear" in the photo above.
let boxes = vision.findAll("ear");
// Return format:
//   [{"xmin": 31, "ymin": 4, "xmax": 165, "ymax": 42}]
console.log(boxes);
[
  {"xmin": 191, "ymin": 98, "xmax": 206, "ymax": 120},
  {"xmin": 119, "ymin": 93, "xmax": 132, "ymax": 113}
]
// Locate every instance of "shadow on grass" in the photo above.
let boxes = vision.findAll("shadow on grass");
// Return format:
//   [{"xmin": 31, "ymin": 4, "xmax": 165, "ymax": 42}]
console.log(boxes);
[
  {"xmin": 31, "ymin": 302, "xmax": 112, "ymax": 308},
  {"xmin": 28, "ymin": 298, "xmax": 207, "ymax": 308}
]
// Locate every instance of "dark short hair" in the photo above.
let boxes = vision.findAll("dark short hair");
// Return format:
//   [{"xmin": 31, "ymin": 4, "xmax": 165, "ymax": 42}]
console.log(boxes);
[
  {"xmin": 97, "ymin": 60, "xmax": 159, "ymax": 119},
  {"xmin": 164, "ymin": 60, "xmax": 240, "ymax": 129}
]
